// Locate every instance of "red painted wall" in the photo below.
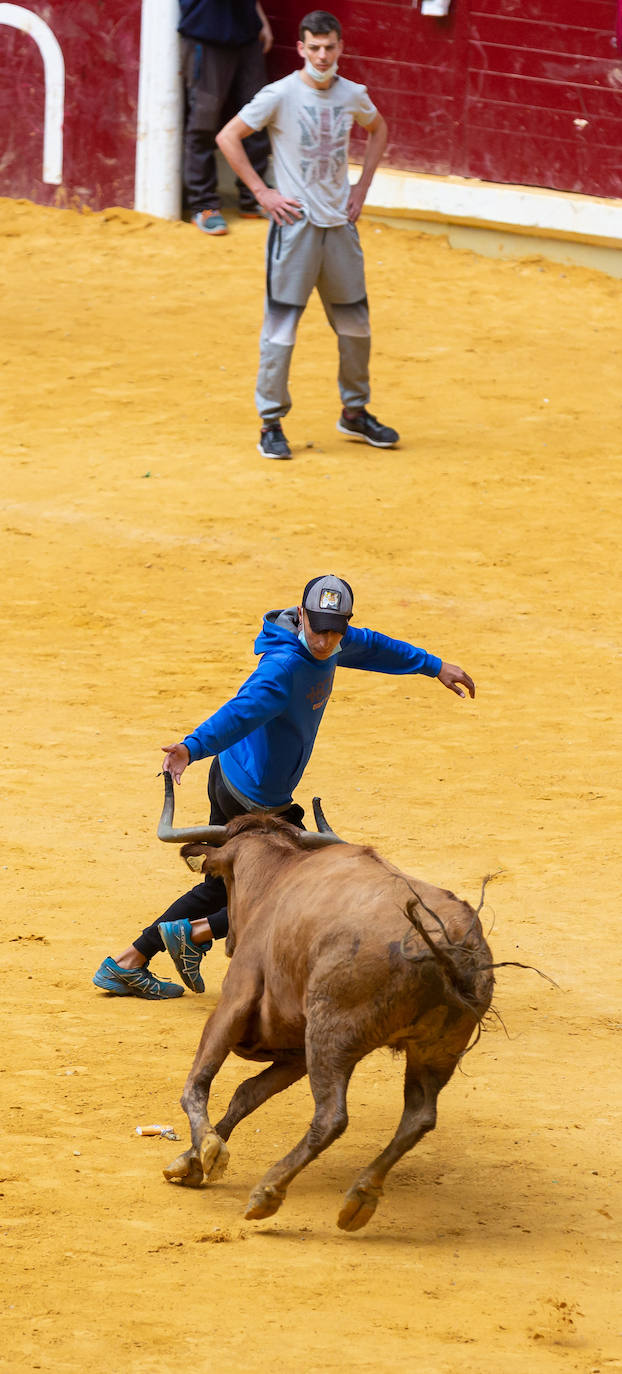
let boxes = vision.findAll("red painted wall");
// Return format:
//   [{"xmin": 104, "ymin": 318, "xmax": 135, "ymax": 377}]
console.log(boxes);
[
  {"xmin": 1, "ymin": 1, "xmax": 620, "ymax": 211},
  {"xmin": 0, "ymin": 1, "xmax": 141, "ymax": 209},
  {"xmin": 267, "ymin": 0, "xmax": 622, "ymax": 199},
  {"xmin": 267, "ymin": 0, "xmax": 463, "ymax": 175},
  {"xmin": 462, "ymin": 0, "xmax": 622, "ymax": 197}
]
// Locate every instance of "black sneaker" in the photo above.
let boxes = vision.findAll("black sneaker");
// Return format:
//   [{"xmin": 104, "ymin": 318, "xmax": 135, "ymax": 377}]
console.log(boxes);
[
  {"xmin": 336, "ymin": 408, "xmax": 399, "ymax": 448},
  {"xmin": 258, "ymin": 421, "xmax": 292, "ymax": 460}
]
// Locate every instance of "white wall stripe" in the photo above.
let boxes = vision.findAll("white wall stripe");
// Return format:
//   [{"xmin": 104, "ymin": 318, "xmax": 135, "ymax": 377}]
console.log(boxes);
[{"xmin": 0, "ymin": 3, "xmax": 64, "ymax": 184}]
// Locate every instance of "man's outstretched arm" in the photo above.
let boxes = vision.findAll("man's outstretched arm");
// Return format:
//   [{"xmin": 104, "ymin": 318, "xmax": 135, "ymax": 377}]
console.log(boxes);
[
  {"xmin": 216, "ymin": 116, "xmax": 302, "ymax": 224},
  {"xmin": 347, "ymin": 113, "xmax": 387, "ymax": 223},
  {"xmin": 339, "ymin": 627, "xmax": 475, "ymax": 699}
]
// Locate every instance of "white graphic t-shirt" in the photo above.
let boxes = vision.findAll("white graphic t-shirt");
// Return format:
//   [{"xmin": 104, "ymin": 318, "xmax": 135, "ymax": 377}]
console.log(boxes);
[{"xmin": 239, "ymin": 71, "xmax": 378, "ymax": 228}]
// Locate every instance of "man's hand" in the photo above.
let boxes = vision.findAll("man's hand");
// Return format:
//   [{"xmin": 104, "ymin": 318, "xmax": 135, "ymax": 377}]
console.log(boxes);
[
  {"xmin": 256, "ymin": 186, "xmax": 303, "ymax": 224},
  {"xmin": 255, "ymin": 2, "xmax": 273, "ymax": 52},
  {"xmin": 161, "ymin": 742, "xmax": 191, "ymax": 783},
  {"xmin": 346, "ymin": 114, "xmax": 387, "ymax": 223},
  {"xmin": 437, "ymin": 662, "xmax": 476, "ymax": 699},
  {"xmin": 347, "ymin": 181, "xmax": 367, "ymax": 223},
  {"xmin": 258, "ymin": 15, "xmax": 273, "ymax": 52}
]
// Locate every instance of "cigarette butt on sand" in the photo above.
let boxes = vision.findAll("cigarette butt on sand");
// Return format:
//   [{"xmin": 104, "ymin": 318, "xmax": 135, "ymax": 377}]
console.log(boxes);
[{"xmin": 135, "ymin": 1124, "xmax": 179, "ymax": 1140}]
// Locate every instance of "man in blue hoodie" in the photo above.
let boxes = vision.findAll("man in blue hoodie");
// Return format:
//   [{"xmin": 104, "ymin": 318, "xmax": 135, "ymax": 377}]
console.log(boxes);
[{"xmin": 93, "ymin": 575, "xmax": 475, "ymax": 1000}]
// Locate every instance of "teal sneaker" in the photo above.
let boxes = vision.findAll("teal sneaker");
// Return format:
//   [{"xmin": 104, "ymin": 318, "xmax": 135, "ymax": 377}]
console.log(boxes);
[
  {"xmin": 192, "ymin": 209, "xmax": 228, "ymax": 236},
  {"xmin": 92, "ymin": 956, "xmax": 184, "ymax": 999},
  {"xmin": 158, "ymin": 919, "xmax": 210, "ymax": 994}
]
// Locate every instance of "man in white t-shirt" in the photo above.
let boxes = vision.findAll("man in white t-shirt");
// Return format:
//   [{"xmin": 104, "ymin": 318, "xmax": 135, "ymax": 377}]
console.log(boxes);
[{"xmin": 216, "ymin": 9, "xmax": 400, "ymax": 459}]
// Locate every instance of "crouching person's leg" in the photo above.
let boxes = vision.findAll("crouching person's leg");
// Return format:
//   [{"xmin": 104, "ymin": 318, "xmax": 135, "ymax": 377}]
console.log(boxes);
[
  {"xmin": 159, "ymin": 875, "xmax": 229, "ymax": 993},
  {"xmin": 92, "ymin": 875, "xmax": 228, "ymax": 1000}
]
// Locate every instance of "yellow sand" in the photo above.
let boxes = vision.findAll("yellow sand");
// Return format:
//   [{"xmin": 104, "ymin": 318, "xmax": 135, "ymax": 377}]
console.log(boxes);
[{"xmin": 1, "ymin": 194, "xmax": 620, "ymax": 1372}]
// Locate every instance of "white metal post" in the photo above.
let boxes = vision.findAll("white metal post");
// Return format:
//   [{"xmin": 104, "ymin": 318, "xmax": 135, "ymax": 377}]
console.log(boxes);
[{"xmin": 134, "ymin": 0, "xmax": 184, "ymax": 219}]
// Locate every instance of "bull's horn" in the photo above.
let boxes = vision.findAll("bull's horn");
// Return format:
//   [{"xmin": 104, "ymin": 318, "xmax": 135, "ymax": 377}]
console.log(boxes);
[
  {"xmin": 294, "ymin": 825, "xmax": 343, "ymax": 848},
  {"xmin": 157, "ymin": 772, "xmax": 229, "ymax": 845},
  {"xmin": 312, "ymin": 796, "xmax": 336, "ymax": 834},
  {"xmin": 157, "ymin": 774, "xmax": 344, "ymax": 847},
  {"xmin": 294, "ymin": 797, "xmax": 343, "ymax": 846}
]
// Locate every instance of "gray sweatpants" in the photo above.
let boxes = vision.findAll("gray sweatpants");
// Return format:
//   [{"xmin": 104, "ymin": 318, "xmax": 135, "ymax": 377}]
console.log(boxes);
[{"xmin": 255, "ymin": 216, "xmax": 371, "ymax": 422}]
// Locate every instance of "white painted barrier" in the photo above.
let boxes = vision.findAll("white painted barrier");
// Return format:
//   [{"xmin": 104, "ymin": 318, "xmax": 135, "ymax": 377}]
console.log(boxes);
[{"xmin": 355, "ymin": 165, "xmax": 622, "ymax": 248}]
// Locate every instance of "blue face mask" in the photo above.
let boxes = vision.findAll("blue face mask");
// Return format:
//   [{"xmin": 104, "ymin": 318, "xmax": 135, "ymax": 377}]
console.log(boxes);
[{"xmin": 298, "ymin": 628, "xmax": 342, "ymax": 659}]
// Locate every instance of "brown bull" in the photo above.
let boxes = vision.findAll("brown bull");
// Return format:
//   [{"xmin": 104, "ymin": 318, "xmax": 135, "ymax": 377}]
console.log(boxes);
[{"xmin": 159, "ymin": 777, "xmax": 494, "ymax": 1231}]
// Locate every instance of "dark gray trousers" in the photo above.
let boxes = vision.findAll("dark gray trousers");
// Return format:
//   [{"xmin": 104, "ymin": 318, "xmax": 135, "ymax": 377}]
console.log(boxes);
[{"xmin": 181, "ymin": 37, "xmax": 270, "ymax": 212}]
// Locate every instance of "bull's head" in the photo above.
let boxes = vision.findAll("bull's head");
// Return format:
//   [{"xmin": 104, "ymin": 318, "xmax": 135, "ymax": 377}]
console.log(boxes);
[{"xmin": 157, "ymin": 772, "xmax": 344, "ymax": 848}]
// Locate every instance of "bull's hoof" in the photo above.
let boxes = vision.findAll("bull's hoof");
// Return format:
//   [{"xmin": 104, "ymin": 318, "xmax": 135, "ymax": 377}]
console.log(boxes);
[
  {"xmin": 200, "ymin": 1132, "xmax": 230, "ymax": 1183},
  {"xmin": 244, "ymin": 1183, "xmax": 286, "ymax": 1220},
  {"xmin": 163, "ymin": 1148, "xmax": 204, "ymax": 1189},
  {"xmin": 337, "ymin": 1182, "xmax": 383, "ymax": 1232}
]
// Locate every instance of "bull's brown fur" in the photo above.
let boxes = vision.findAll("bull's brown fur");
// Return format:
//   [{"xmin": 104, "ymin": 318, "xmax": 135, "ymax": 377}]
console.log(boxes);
[{"xmin": 164, "ymin": 814, "xmax": 494, "ymax": 1231}]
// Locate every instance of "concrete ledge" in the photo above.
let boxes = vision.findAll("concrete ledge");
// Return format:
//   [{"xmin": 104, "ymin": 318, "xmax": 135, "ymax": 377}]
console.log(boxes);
[
  {"xmin": 354, "ymin": 166, "xmax": 622, "ymax": 247},
  {"xmin": 351, "ymin": 165, "xmax": 622, "ymax": 276}
]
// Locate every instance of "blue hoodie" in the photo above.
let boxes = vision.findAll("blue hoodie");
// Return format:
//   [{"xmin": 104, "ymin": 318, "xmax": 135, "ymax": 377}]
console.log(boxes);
[{"xmin": 182, "ymin": 608, "xmax": 442, "ymax": 808}]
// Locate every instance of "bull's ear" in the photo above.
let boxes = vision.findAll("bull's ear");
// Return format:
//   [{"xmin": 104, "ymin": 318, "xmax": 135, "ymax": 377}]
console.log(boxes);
[{"xmin": 180, "ymin": 843, "xmax": 209, "ymax": 873}]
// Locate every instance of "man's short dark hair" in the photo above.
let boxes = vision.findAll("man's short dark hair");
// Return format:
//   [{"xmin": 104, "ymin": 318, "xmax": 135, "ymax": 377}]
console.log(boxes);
[{"xmin": 299, "ymin": 11, "xmax": 342, "ymax": 40}]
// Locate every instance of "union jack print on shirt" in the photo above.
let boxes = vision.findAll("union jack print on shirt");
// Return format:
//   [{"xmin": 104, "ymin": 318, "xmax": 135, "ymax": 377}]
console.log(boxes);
[{"xmin": 298, "ymin": 104, "xmax": 349, "ymax": 186}]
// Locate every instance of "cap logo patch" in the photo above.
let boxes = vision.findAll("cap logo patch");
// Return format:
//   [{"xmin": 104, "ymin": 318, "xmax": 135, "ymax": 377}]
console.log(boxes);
[{"xmin": 319, "ymin": 589, "xmax": 341, "ymax": 611}]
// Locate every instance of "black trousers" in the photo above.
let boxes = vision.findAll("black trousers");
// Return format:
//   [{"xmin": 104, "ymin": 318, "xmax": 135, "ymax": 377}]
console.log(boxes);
[
  {"xmin": 181, "ymin": 37, "xmax": 270, "ymax": 213},
  {"xmin": 133, "ymin": 758, "xmax": 304, "ymax": 960}
]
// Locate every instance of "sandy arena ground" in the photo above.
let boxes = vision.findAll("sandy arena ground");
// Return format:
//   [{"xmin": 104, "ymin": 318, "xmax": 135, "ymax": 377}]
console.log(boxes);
[{"xmin": 1, "ymin": 194, "xmax": 621, "ymax": 1373}]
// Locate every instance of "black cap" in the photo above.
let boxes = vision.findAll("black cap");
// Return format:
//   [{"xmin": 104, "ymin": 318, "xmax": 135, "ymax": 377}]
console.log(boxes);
[{"xmin": 302, "ymin": 574, "xmax": 354, "ymax": 633}]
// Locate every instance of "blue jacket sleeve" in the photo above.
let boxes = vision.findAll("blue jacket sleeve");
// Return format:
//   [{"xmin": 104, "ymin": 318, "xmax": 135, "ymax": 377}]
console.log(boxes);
[
  {"xmin": 182, "ymin": 657, "xmax": 293, "ymax": 763},
  {"xmin": 337, "ymin": 625, "xmax": 442, "ymax": 677}
]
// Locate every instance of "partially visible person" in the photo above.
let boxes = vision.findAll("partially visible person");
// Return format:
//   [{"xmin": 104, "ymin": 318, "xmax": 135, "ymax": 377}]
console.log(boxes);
[
  {"xmin": 93, "ymin": 574, "xmax": 476, "ymax": 1001},
  {"xmin": 179, "ymin": 0, "xmax": 273, "ymax": 235}
]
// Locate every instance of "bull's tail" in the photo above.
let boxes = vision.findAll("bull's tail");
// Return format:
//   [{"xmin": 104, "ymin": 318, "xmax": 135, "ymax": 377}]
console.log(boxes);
[
  {"xmin": 400, "ymin": 887, "xmax": 493, "ymax": 1019},
  {"xmin": 401, "ymin": 881, "xmax": 557, "ymax": 1017}
]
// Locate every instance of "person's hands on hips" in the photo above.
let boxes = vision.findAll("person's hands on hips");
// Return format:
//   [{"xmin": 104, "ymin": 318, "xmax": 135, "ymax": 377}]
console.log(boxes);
[
  {"xmin": 437, "ymin": 662, "xmax": 476, "ymax": 699},
  {"xmin": 161, "ymin": 742, "xmax": 191, "ymax": 783},
  {"xmin": 347, "ymin": 182, "xmax": 367, "ymax": 222},
  {"xmin": 256, "ymin": 186, "xmax": 303, "ymax": 224}
]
